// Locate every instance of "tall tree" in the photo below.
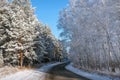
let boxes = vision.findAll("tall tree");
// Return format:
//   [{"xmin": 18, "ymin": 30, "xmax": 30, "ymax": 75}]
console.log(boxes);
[
  {"xmin": 0, "ymin": 0, "xmax": 64, "ymax": 67},
  {"xmin": 58, "ymin": 0, "xmax": 120, "ymax": 72}
]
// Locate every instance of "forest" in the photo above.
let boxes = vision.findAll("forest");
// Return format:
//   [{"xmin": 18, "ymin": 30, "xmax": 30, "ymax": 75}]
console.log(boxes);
[
  {"xmin": 0, "ymin": 0, "xmax": 120, "ymax": 80},
  {"xmin": 0, "ymin": 0, "xmax": 66, "ymax": 67}
]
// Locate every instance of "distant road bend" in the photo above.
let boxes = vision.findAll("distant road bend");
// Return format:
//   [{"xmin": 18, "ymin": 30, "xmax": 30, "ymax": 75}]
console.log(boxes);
[{"xmin": 45, "ymin": 62, "xmax": 90, "ymax": 80}]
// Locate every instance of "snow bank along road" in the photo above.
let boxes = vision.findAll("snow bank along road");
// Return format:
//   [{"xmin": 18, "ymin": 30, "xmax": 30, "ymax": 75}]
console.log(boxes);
[
  {"xmin": 0, "ymin": 62, "xmax": 62, "ymax": 80},
  {"xmin": 66, "ymin": 64, "xmax": 120, "ymax": 80}
]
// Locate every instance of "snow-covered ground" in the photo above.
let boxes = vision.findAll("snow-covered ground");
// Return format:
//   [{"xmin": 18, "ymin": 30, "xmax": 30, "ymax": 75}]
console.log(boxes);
[
  {"xmin": 0, "ymin": 66, "xmax": 19, "ymax": 79},
  {"xmin": 65, "ymin": 63, "xmax": 120, "ymax": 80},
  {"xmin": 0, "ymin": 62, "xmax": 62, "ymax": 80},
  {"xmin": 2, "ymin": 62, "xmax": 118, "ymax": 80}
]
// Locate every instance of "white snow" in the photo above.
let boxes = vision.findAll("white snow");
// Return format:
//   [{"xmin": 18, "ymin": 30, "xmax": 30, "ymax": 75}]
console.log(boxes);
[
  {"xmin": 65, "ymin": 63, "xmax": 120, "ymax": 80},
  {"xmin": 0, "ymin": 62, "xmax": 62, "ymax": 80}
]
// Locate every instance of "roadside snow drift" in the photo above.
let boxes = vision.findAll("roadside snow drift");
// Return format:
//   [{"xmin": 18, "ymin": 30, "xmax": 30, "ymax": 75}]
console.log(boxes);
[
  {"xmin": 0, "ymin": 62, "xmax": 61, "ymax": 80},
  {"xmin": 66, "ymin": 64, "xmax": 120, "ymax": 80}
]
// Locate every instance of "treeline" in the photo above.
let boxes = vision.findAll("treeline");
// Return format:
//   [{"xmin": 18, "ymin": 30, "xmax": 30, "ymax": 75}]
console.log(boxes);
[
  {"xmin": 58, "ymin": 0, "xmax": 120, "ymax": 72},
  {"xmin": 0, "ymin": 0, "xmax": 65, "ymax": 67}
]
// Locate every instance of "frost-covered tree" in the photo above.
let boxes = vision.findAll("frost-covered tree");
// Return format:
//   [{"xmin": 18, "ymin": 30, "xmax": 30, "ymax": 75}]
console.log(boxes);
[
  {"xmin": 38, "ymin": 25, "xmax": 63, "ymax": 62},
  {"xmin": 58, "ymin": 0, "xmax": 120, "ymax": 72},
  {"xmin": 0, "ymin": 0, "xmax": 39, "ymax": 66},
  {"xmin": 0, "ymin": 0, "xmax": 64, "ymax": 67}
]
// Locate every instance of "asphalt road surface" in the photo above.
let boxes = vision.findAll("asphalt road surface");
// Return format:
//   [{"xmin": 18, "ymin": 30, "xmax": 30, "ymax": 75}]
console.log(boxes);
[{"xmin": 45, "ymin": 63, "xmax": 90, "ymax": 80}]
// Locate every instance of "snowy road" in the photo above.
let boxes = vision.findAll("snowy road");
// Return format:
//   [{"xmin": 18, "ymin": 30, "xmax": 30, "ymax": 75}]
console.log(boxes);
[
  {"xmin": 1, "ymin": 62, "xmax": 114, "ymax": 80},
  {"xmin": 45, "ymin": 63, "xmax": 89, "ymax": 80},
  {"xmin": 0, "ymin": 62, "xmax": 89, "ymax": 80}
]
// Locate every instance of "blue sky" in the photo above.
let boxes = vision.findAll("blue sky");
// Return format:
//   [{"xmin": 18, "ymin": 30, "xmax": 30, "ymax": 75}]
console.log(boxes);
[{"xmin": 31, "ymin": 0, "xmax": 69, "ymax": 39}]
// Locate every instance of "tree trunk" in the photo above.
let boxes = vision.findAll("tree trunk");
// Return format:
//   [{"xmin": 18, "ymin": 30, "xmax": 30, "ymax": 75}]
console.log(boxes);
[{"xmin": 20, "ymin": 50, "xmax": 23, "ymax": 68}]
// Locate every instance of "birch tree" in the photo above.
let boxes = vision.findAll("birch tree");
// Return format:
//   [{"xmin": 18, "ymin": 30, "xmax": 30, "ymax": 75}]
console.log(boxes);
[{"xmin": 58, "ymin": 0, "xmax": 120, "ymax": 72}]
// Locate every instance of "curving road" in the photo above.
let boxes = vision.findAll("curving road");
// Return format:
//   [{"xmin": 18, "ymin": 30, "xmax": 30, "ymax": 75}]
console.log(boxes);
[
  {"xmin": 0, "ymin": 62, "xmax": 90, "ymax": 80},
  {"xmin": 45, "ymin": 63, "xmax": 90, "ymax": 80}
]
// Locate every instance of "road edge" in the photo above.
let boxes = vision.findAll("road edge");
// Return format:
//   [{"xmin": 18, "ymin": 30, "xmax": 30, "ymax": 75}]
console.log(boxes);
[{"xmin": 65, "ymin": 63, "xmax": 115, "ymax": 80}]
